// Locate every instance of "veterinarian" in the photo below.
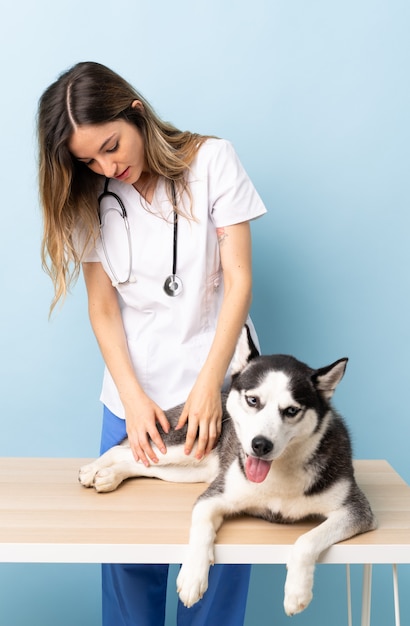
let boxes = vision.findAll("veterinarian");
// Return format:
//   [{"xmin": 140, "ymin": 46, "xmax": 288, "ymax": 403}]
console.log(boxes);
[{"xmin": 37, "ymin": 61, "xmax": 267, "ymax": 626}]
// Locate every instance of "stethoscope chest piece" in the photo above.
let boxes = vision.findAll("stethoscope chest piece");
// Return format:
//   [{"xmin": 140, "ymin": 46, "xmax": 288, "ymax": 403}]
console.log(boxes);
[{"xmin": 163, "ymin": 274, "xmax": 183, "ymax": 297}]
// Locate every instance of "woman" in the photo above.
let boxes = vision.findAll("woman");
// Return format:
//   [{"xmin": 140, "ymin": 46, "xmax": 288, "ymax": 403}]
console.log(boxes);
[{"xmin": 38, "ymin": 61, "xmax": 267, "ymax": 626}]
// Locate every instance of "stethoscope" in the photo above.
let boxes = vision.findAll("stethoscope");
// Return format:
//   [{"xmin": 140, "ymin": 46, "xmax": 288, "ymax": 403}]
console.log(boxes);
[{"xmin": 98, "ymin": 178, "xmax": 183, "ymax": 296}]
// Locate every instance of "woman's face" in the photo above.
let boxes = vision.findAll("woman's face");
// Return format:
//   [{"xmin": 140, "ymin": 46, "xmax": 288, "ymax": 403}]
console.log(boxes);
[{"xmin": 68, "ymin": 118, "xmax": 147, "ymax": 184}]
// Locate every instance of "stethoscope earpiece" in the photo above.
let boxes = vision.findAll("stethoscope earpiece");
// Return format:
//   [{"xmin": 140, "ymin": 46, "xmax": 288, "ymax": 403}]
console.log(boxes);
[{"xmin": 112, "ymin": 275, "xmax": 136, "ymax": 288}]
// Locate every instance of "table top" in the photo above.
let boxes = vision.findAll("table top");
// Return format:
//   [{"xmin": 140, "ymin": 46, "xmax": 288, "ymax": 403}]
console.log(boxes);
[{"xmin": 0, "ymin": 458, "xmax": 409, "ymax": 564}]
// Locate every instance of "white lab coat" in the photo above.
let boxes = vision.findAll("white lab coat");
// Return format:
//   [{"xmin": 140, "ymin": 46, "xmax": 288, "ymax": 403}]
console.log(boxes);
[{"xmin": 83, "ymin": 138, "xmax": 267, "ymax": 418}]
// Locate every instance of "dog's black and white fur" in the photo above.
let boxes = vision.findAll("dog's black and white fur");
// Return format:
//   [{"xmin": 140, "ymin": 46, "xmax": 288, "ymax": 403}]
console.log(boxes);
[{"xmin": 79, "ymin": 327, "xmax": 376, "ymax": 615}]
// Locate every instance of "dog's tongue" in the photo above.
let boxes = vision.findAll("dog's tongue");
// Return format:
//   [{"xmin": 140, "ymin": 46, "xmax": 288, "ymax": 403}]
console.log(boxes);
[{"xmin": 245, "ymin": 456, "xmax": 272, "ymax": 483}]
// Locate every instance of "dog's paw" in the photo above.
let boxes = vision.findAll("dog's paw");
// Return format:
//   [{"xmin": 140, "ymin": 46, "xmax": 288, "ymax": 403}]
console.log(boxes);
[
  {"xmin": 176, "ymin": 560, "xmax": 210, "ymax": 608},
  {"xmin": 94, "ymin": 468, "xmax": 124, "ymax": 492},
  {"xmin": 284, "ymin": 563, "xmax": 314, "ymax": 616},
  {"xmin": 78, "ymin": 463, "xmax": 99, "ymax": 488},
  {"xmin": 78, "ymin": 464, "xmax": 121, "ymax": 492},
  {"xmin": 283, "ymin": 584, "xmax": 313, "ymax": 616}
]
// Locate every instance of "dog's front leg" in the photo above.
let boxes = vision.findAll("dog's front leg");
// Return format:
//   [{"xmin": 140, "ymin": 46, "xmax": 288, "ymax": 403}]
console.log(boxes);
[
  {"xmin": 284, "ymin": 508, "xmax": 360, "ymax": 616},
  {"xmin": 177, "ymin": 497, "xmax": 225, "ymax": 608}
]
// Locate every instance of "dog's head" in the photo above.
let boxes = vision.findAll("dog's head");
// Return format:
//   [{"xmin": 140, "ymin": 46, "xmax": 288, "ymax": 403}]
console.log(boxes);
[{"xmin": 227, "ymin": 326, "xmax": 348, "ymax": 483}]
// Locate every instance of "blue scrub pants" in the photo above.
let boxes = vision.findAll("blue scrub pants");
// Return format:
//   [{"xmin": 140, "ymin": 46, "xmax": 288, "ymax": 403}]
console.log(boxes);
[{"xmin": 100, "ymin": 405, "xmax": 251, "ymax": 626}]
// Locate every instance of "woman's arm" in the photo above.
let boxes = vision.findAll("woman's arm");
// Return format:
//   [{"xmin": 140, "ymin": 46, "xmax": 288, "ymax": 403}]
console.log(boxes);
[
  {"xmin": 82, "ymin": 262, "xmax": 170, "ymax": 466},
  {"xmin": 176, "ymin": 221, "xmax": 253, "ymax": 459}
]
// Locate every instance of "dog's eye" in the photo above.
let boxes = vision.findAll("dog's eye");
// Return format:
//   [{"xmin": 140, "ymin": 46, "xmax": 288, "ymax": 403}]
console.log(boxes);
[
  {"xmin": 282, "ymin": 406, "xmax": 300, "ymax": 418},
  {"xmin": 245, "ymin": 395, "xmax": 260, "ymax": 409}
]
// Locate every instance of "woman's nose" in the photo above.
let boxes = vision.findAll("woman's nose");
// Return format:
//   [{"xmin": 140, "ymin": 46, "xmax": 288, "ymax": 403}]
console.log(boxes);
[{"xmin": 100, "ymin": 157, "xmax": 116, "ymax": 178}]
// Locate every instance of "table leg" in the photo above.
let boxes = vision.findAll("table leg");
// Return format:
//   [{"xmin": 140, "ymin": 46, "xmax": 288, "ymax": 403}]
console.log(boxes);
[
  {"xmin": 346, "ymin": 564, "xmax": 352, "ymax": 626},
  {"xmin": 361, "ymin": 564, "xmax": 372, "ymax": 626},
  {"xmin": 392, "ymin": 564, "xmax": 401, "ymax": 626}
]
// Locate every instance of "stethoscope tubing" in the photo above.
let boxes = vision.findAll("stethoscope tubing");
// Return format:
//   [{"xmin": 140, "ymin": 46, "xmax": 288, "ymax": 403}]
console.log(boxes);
[
  {"xmin": 171, "ymin": 182, "xmax": 178, "ymax": 277},
  {"xmin": 98, "ymin": 180, "xmax": 134, "ymax": 286}
]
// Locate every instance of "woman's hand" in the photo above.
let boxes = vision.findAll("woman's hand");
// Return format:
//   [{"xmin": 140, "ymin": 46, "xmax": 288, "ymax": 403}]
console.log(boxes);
[
  {"xmin": 176, "ymin": 374, "xmax": 223, "ymax": 460},
  {"xmin": 124, "ymin": 393, "xmax": 170, "ymax": 467}
]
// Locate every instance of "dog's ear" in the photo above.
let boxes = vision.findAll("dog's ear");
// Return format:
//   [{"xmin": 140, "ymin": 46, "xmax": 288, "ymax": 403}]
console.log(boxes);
[
  {"xmin": 312, "ymin": 358, "xmax": 348, "ymax": 400},
  {"xmin": 230, "ymin": 325, "xmax": 260, "ymax": 376}
]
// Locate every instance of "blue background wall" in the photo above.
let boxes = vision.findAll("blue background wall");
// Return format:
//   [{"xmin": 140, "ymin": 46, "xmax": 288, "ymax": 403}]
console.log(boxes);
[{"xmin": 0, "ymin": 1, "xmax": 408, "ymax": 624}]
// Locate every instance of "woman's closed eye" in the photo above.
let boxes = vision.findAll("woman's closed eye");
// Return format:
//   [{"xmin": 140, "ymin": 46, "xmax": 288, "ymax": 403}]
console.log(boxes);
[
  {"xmin": 77, "ymin": 142, "xmax": 118, "ymax": 166},
  {"xmin": 107, "ymin": 142, "xmax": 119, "ymax": 153}
]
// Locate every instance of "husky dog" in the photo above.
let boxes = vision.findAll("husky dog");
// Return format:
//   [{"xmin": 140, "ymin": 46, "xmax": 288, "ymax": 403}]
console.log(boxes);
[{"xmin": 79, "ymin": 327, "xmax": 376, "ymax": 615}]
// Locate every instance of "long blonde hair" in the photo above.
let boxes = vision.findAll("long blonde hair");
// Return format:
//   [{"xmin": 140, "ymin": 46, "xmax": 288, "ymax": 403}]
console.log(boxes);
[{"xmin": 38, "ymin": 61, "xmax": 209, "ymax": 312}]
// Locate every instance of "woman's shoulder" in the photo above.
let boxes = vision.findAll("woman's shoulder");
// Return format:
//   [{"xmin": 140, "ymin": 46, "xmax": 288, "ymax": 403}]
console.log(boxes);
[
  {"xmin": 191, "ymin": 137, "xmax": 267, "ymax": 223},
  {"xmin": 192, "ymin": 137, "xmax": 242, "ymax": 174},
  {"xmin": 196, "ymin": 137, "xmax": 235, "ymax": 158}
]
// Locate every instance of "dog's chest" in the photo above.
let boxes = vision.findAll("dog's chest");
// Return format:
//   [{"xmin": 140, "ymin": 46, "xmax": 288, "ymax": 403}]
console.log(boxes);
[
  {"xmin": 248, "ymin": 473, "xmax": 349, "ymax": 523},
  {"xmin": 224, "ymin": 459, "xmax": 336, "ymax": 522},
  {"xmin": 226, "ymin": 461, "xmax": 308, "ymax": 506}
]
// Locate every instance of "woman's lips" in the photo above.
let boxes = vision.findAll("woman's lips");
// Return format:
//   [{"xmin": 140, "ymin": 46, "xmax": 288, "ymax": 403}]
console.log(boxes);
[{"xmin": 115, "ymin": 167, "xmax": 130, "ymax": 181}]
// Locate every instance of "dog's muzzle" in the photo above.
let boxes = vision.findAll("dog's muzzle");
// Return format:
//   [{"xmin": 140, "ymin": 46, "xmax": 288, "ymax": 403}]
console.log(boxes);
[{"xmin": 245, "ymin": 437, "xmax": 273, "ymax": 483}]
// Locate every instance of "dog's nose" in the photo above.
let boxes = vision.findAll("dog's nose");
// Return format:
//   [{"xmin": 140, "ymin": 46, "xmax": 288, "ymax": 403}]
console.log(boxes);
[{"xmin": 251, "ymin": 436, "xmax": 273, "ymax": 457}]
